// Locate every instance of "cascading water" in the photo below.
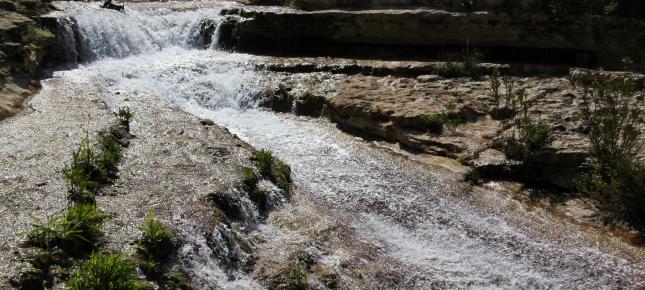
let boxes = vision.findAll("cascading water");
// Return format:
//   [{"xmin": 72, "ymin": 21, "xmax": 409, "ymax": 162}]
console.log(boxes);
[
  {"xmin": 49, "ymin": 3, "xmax": 222, "ymax": 63},
  {"xmin": 38, "ymin": 2, "xmax": 645, "ymax": 289}
]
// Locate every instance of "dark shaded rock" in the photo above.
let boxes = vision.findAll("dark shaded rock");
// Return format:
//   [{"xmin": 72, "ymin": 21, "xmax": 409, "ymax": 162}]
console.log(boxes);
[
  {"xmin": 10, "ymin": 263, "xmax": 45, "ymax": 290},
  {"xmin": 259, "ymin": 85, "xmax": 294, "ymax": 113},
  {"xmin": 200, "ymin": 118, "xmax": 215, "ymax": 126},
  {"xmin": 221, "ymin": 8, "xmax": 645, "ymax": 69},
  {"xmin": 294, "ymin": 92, "xmax": 325, "ymax": 117},
  {"xmin": 208, "ymin": 191, "xmax": 244, "ymax": 221}
]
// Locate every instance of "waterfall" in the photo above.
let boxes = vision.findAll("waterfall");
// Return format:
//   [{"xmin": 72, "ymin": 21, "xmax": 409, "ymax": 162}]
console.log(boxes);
[
  {"xmin": 209, "ymin": 22, "xmax": 223, "ymax": 50},
  {"xmin": 49, "ymin": 6, "xmax": 221, "ymax": 63}
]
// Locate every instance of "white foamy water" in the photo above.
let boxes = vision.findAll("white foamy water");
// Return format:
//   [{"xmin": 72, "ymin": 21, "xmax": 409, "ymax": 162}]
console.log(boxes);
[
  {"xmin": 50, "ymin": 3, "xmax": 220, "ymax": 62},
  {"xmin": 40, "ymin": 4, "xmax": 645, "ymax": 289}
]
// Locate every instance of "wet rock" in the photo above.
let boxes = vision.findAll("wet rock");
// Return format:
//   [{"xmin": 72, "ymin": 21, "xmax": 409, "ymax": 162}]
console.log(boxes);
[
  {"xmin": 208, "ymin": 191, "xmax": 245, "ymax": 221},
  {"xmin": 294, "ymin": 92, "xmax": 325, "ymax": 117},
  {"xmin": 11, "ymin": 262, "xmax": 45, "ymax": 290},
  {"xmin": 200, "ymin": 119, "xmax": 215, "ymax": 126},
  {"xmin": 260, "ymin": 84, "xmax": 294, "ymax": 113}
]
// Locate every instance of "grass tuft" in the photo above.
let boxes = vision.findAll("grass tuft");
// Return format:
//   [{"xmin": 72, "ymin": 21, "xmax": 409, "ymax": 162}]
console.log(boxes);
[
  {"xmin": 114, "ymin": 107, "xmax": 134, "ymax": 132},
  {"xmin": 254, "ymin": 150, "xmax": 292, "ymax": 193},
  {"xmin": 136, "ymin": 211, "xmax": 173, "ymax": 262},
  {"xmin": 67, "ymin": 251, "xmax": 143, "ymax": 290},
  {"xmin": 25, "ymin": 204, "xmax": 107, "ymax": 255}
]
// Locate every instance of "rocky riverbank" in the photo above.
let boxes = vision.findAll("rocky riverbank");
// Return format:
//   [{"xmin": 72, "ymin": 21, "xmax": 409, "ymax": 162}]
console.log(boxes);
[
  {"xmin": 251, "ymin": 55, "xmax": 645, "ymax": 235},
  {"xmin": 0, "ymin": 0, "xmax": 54, "ymax": 120}
]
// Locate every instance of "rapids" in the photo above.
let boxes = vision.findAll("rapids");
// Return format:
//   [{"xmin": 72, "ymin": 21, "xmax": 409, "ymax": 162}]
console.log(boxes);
[{"xmin": 30, "ymin": 2, "xmax": 645, "ymax": 288}]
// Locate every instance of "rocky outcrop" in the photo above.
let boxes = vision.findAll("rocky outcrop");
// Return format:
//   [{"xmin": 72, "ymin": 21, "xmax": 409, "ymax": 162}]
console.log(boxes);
[
  {"xmin": 0, "ymin": 3, "xmax": 54, "ymax": 120},
  {"xmin": 220, "ymin": 7, "xmax": 645, "ymax": 69},
  {"xmin": 255, "ymin": 58, "xmax": 645, "ymax": 191},
  {"xmin": 240, "ymin": 0, "xmax": 645, "ymax": 18}
]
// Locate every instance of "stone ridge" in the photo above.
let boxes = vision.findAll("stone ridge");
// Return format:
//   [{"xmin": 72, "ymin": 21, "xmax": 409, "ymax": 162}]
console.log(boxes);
[{"xmin": 219, "ymin": 7, "xmax": 645, "ymax": 70}]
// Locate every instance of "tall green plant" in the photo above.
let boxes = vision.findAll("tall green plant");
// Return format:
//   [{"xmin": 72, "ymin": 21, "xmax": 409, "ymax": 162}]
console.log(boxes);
[
  {"xmin": 489, "ymin": 69, "xmax": 502, "ymax": 109},
  {"xmin": 575, "ymin": 72, "xmax": 644, "ymax": 231},
  {"xmin": 578, "ymin": 76, "xmax": 643, "ymax": 169}
]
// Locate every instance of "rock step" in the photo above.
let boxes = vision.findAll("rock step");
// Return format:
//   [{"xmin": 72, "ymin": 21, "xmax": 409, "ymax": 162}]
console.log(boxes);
[{"xmin": 219, "ymin": 8, "xmax": 645, "ymax": 70}]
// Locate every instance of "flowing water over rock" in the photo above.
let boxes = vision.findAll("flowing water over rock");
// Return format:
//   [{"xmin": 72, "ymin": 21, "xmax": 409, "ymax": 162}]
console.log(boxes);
[{"xmin": 11, "ymin": 2, "xmax": 645, "ymax": 288}]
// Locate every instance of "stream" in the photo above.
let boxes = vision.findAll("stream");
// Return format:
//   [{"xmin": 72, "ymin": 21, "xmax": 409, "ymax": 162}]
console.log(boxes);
[{"xmin": 37, "ymin": 2, "xmax": 645, "ymax": 289}]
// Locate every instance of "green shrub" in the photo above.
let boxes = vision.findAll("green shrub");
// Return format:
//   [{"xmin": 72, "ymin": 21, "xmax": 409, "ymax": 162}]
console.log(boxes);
[
  {"xmin": 578, "ymin": 161, "xmax": 645, "ymax": 231},
  {"xmin": 242, "ymin": 167, "xmax": 259, "ymax": 191},
  {"xmin": 64, "ymin": 133, "xmax": 125, "ymax": 203},
  {"xmin": 502, "ymin": 75, "xmax": 515, "ymax": 109},
  {"xmin": 254, "ymin": 150, "xmax": 293, "ymax": 193},
  {"xmin": 575, "ymin": 71, "xmax": 644, "ymax": 232},
  {"xmin": 290, "ymin": 260, "xmax": 308, "ymax": 290},
  {"xmin": 503, "ymin": 116, "xmax": 554, "ymax": 162},
  {"xmin": 114, "ymin": 107, "xmax": 134, "ymax": 132},
  {"xmin": 421, "ymin": 100, "xmax": 461, "ymax": 134},
  {"xmin": 577, "ymin": 75, "xmax": 642, "ymax": 170},
  {"xmin": 136, "ymin": 212, "xmax": 173, "ymax": 261},
  {"xmin": 97, "ymin": 134, "xmax": 122, "ymax": 179},
  {"xmin": 67, "ymin": 251, "xmax": 143, "ymax": 290},
  {"xmin": 489, "ymin": 68, "xmax": 502, "ymax": 109},
  {"xmin": 26, "ymin": 204, "xmax": 107, "ymax": 254}
]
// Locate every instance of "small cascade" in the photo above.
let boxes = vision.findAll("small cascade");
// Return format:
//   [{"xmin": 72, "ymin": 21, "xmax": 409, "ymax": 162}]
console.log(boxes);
[
  {"xmin": 209, "ymin": 22, "xmax": 223, "ymax": 50},
  {"xmin": 48, "ymin": 6, "xmax": 221, "ymax": 63}
]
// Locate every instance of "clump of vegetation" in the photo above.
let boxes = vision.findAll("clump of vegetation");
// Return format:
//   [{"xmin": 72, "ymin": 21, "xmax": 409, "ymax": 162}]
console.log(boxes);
[
  {"xmin": 97, "ymin": 134, "xmax": 123, "ymax": 178},
  {"xmin": 500, "ymin": 84, "xmax": 554, "ymax": 163},
  {"xmin": 64, "ymin": 136, "xmax": 100, "ymax": 203},
  {"xmin": 25, "ymin": 204, "xmax": 108, "ymax": 254},
  {"xmin": 421, "ymin": 99, "xmax": 461, "ymax": 134},
  {"xmin": 67, "ymin": 251, "xmax": 143, "ymax": 290},
  {"xmin": 502, "ymin": 117, "xmax": 555, "ymax": 162},
  {"xmin": 489, "ymin": 68, "xmax": 502, "ymax": 108},
  {"xmin": 489, "ymin": 70, "xmax": 524, "ymax": 119},
  {"xmin": 439, "ymin": 40, "xmax": 484, "ymax": 77},
  {"xmin": 64, "ymin": 129, "xmax": 127, "ymax": 204},
  {"xmin": 242, "ymin": 167, "xmax": 259, "ymax": 191},
  {"xmin": 114, "ymin": 107, "xmax": 134, "ymax": 132},
  {"xmin": 290, "ymin": 260, "xmax": 309, "ymax": 290},
  {"xmin": 575, "ymin": 72, "xmax": 645, "ymax": 232},
  {"xmin": 502, "ymin": 75, "xmax": 515, "ymax": 109},
  {"xmin": 255, "ymin": 149, "xmax": 293, "ymax": 193},
  {"xmin": 135, "ymin": 211, "xmax": 174, "ymax": 279}
]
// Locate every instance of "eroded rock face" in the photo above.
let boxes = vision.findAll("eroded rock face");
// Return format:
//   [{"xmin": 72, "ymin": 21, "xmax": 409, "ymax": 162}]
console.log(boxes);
[
  {"xmin": 0, "ymin": 6, "xmax": 55, "ymax": 120},
  {"xmin": 221, "ymin": 7, "xmax": 645, "ymax": 69}
]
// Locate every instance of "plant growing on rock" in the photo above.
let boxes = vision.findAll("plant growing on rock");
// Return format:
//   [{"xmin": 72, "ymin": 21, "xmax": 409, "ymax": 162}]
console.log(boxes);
[
  {"xmin": 242, "ymin": 167, "xmax": 259, "ymax": 191},
  {"xmin": 440, "ymin": 40, "xmax": 483, "ymax": 77},
  {"xmin": 67, "ymin": 251, "xmax": 143, "ymax": 290},
  {"xmin": 64, "ymin": 130, "xmax": 127, "ymax": 203},
  {"xmin": 575, "ymin": 72, "xmax": 645, "ymax": 232},
  {"xmin": 489, "ymin": 68, "xmax": 502, "ymax": 109},
  {"xmin": 136, "ymin": 211, "xmax": 174, "ymax": 279},
  {"xmin": 25, "ymin": 204, "xmax": 108, "ymax": 254},
  {"xmin": 114, "ymin": 106, "xmax": 134, "ymax": 132},
  {"xmin": 290, "ymin": 260, "xmax": 309, "ymax": 290},
  {"xmin": 505, "ymin": 117, "xmax": 554, "ymax": 162},
  {"xmin": 421, "ymin": 99, "xmax": 462, "ymax": 134},
  {"xmin": 255, "ymin": 149, "xmax": 293, "ymax": 193},
  {"xmin": 502, "ymin": 75, "xmax": 515, "ymax": 109}
]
